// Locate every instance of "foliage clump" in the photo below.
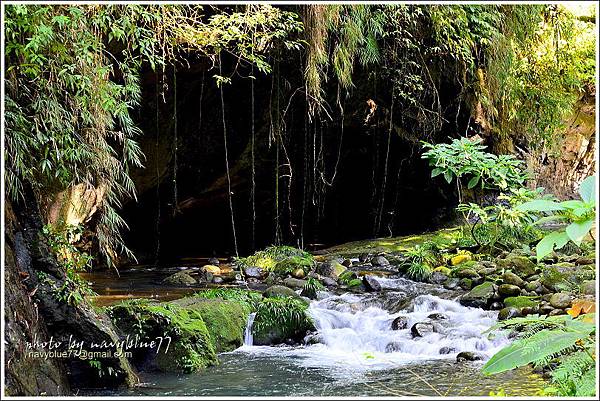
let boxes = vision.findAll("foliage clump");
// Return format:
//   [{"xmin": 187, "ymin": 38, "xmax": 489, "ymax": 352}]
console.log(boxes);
[
  {"xmin": 483, "ymin": 313, "xmax": 596, "ymax": 397},
  {"xmin": 252, "ymin": 297, "xmax": 313, "ymax": 344},
  {"xmin": 234, "ymin": 245, "xmax": 315, "ymax": 275}
]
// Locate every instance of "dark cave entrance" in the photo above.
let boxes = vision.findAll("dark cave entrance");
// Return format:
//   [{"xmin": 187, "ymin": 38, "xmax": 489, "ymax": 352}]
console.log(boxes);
[{"xmin": 120, "ymin": 58, "xmax": 467, "ymax": 265}]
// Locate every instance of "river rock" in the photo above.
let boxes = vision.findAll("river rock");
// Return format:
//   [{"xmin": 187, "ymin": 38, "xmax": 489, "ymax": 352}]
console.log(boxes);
[
  {"xmin": 203, "ymin": 264, "xmax": 221, "ymax": 275},
  {"xmin": 439, "ymin": 346, "xmax": 457, "ymax": 355},
  {"xmin": 385, "ymin": 342, "xmax": 403, "ymax": 353},
  {"xmin": 391, "ymin": 316, "xmax": 409, "ymax": 330},
  {"xmin": 444, "ymin": 278, "xmax": 461, "ymax": 290},
  {"xmin": 371, "ymin": 255, "xmax": 390, "ymax": 267},
  {"xmin": 212, "ymin": 276, "xmax": 224, "ymax": 284},
  {"xmin": 460, "ymin": 282, "xmax": 497, "ymax": 308},
  {"xmin": 498, "ymin": 284, "xmax": 521, "ymax": 298},
  {"xmin": 498, "ymin": 307, "xmax": 521, "ymax": 320},
  {"xmin": 316, "ymin": 260, "xmax": 347, "ymax": 280},
  {"xmin": 411, "ymin": 321, "xmax": 434, "ymax": 337},
  {"xmin": 342, "ymin": 259, "xmax": 353, "ymax": 267},
  {"xmin": 292, "ymin": 268, "xmax": 306, "ymax": 279},
  {"xmin": 321, "ymin": 277, "xmax": 337, "ymax": 287},
  {"xmin": 456, "ymin": 269, "xmax": 479, "ymax": 279},
  {"xmin": 428, "ymin": 313, "xmax": 449, "ymax": 321},
  {"xmin": 283, "ymin": 277, "xmax": 307, "ymax": 289},
  {"xmin": 429, "ymin": 271, "xmax": 449, "ymax": 284},
  {"xmin": 581, "ymin": 280, "xmax": 596, "ymax": 295},
  {"xmin": 244, "ymin": 266, "xmax": 264, "ymax": 279},
  {"xmin": 162, "ymin": 271, "xmax": 197, "ymax": 286},
  {"xmin": 459, "ymin": 278, "xmax": 473, "ymax": 290},
  {"xmin": 479, "ymin": 267, "xmax": 497, "ymax": 277},
  {"xmin": 263, "ymin": 285, "xmax": 300, "ymax": 299},
  {"xmin": 575, "ymin": 256, "xmax": 594, "ymax": 265},
  {"xmin": 549, "ymin": 292, "xmax": 572, "ymax": 309},
  {"xmin": 490, "ymin": 302, "xmax": 503, "ymax": 310},
  {"xmin": 363, "ymin": 275, "xmax": 382, "ymax": 292},
  {"xmin": 451, "ymin": 254, "xmax": 472, "ymax": 266},
  {"xmin": 549, "ymin": 308, "xmax": 566, "ymax": 316},
  {"xmin": 359, "ymin": 253, "xmax": 370, "ymax": 263},
  {"xmin": 303, "ymin": 333, "xmax": 322, "ymax": 345},
  {"xmin": 539, "ymin": 304, "xmax": 555, "ymax": 315},
  {"xmin": 208, "ymin": 257, "xmax": 220, "ymax": 265},
  {"xmin": 457, "ymin": 351, "xmax": 484, "ymax": 362},
  {"xmin": 498, "ymin": 254, "xmax": 536, "ymax": 277},
  {"xmin": 503, "ymin": 272, "xmax": 525, "ymax": 287}
]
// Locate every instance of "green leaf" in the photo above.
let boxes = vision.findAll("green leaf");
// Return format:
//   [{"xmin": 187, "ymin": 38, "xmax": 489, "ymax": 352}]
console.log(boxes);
[
  {"xmin": 431, "ymin": 168, "xmax": 444, "ymax": 178},
  {"xmin": 443, "ymin": 171, "xmax": 453, "ymax": 184},
  {"xmin": 517, "ymin": 199, "xmax": 565, "ymax": 212},
  {"xmin": 565, "ymin": 219, "xmax": 594, "ymax": 245},
  {"xmin": 482, "ymin": 330, "xmax": 588, "ymax": 375},
  {"xmin": 467, "ymin": 175, "xmax": 480, "ymax": 189},
  {"xmin": 536, "ymin": 231, "xmax": 569, "ymax": 261},
  {"xmin": 578, "ymin": 176, "xmax": 595, "ymax": 204}
]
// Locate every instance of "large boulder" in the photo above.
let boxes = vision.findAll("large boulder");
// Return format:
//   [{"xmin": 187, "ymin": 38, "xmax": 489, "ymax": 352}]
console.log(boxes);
[
  {"xmin": 108, "ymin": 299, "xmax": 219, "ymax": 373},
  {"xmin": 162, "ymin": 271, "xmax": 197, "ymax": 287},
  {"xmin": 316, "ymin": 260, "xmax": 347, "ymax": 280},
  {"xmin": 460, "ymin": 282, "xmax": 497, "ymax": 308}
]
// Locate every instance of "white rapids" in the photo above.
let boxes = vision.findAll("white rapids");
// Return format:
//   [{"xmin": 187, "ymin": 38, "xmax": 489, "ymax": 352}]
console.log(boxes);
[{"xmin": 235, "ymin": 276, "xmax": 509, "ymax": 376}]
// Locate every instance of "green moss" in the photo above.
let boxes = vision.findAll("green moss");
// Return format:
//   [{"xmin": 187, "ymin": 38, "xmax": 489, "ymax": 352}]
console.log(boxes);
[
  {"xmin": 503, "ymin": 296, "xmax": 540, "ymax": 309},
  {"xmin": 107, "ymin": 299, "xmax": 218, "ymax": 373},
  {"xmin": 234, "ymin": 246, "xmax": 315, "ymax": 274},
  {"xmin": 320, "ymin": 227, "xmax": 464, "ymax": 259},
  {"xmin": 173, "ymin": 298, "xmax": 250, "ymax": 353}
]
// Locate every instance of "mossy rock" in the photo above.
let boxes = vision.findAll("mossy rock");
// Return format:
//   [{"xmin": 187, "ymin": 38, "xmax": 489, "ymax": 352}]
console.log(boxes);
[
  {"xmin": 171, "ymin": 297, "xmax": 250, "ymax": 353},
  {"xmin": 263, "ymin": 285, "xmax": 300, "ymax": 299},
  {"xmin": 540, "ymin": 265, "xmax": 596, "ymax": 292},
  {"xmin": 433, "ymin": 266, "xmax": 452, "ymax": 275},
  {"xmin": 460, "ymin": 281, "xmax": 497, "ymax": 308},
  {"xmin": 451, "ymin": 254, "xmax": 472, "ymax": 266},
  {"xmin": 107, "ymin": 299, "xmax": 218, "ymax": 373},
  {"xmin": 503, "ymin": 296, "xmax": 539, "ymax": 309},
  {"xmin": 497, "ymin": 254, "xmax": 536, "ymax": 277}
]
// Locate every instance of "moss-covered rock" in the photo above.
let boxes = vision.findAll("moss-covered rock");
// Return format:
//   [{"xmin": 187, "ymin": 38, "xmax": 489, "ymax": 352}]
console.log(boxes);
[
  {"xmin": 460, "ymin": 281, "xmax": 497, "ymax": 308},
  {"xmin": 162, "ymin": 271, "xmax": 197, "ymax": 286},
  {"xmin": 451, "ymin": 254, "xmax": 472, "ymax": 266},
  {"xmin": 171, "ymin": 297, "xmax": 250, "ymax": 353},
  {"xmin": 107, "ymin": 299, "xmax": 218, "ymax": 373},
  {"xmin": 503, "ymin": 296, "xmax": 539, "ymax": 309},
  {"xmin": 107, "ymin": 295, "xmax": 255, "ymax": 373},
  {"xmin": 497, "ymin": 254, "xmax": 536, "ymax": 277},
  {"xmin": 263, "ymin": 285, "xmax": 300, "ymax": 299},
  {"xmin": 540, "ymin": 264, "xmax": 596, "ymax": 292}
]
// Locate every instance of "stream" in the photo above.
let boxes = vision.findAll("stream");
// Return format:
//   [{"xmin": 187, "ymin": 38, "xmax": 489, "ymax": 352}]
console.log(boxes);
[{"xmin": 86, "ymin": 272, "xmax": 546, "ymax": 396}]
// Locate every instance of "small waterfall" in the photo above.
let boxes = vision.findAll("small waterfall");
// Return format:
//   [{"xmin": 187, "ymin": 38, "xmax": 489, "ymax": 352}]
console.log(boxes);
[{"xmin": 243, "ymin": 312, "xmax": 257, "ymax": 346}]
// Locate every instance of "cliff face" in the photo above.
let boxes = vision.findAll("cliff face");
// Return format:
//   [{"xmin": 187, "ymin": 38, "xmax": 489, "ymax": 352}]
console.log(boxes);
[
  {"xmin": 4, "ymin": 204, "xmax": 70, "ymax": 395},
  {"xmin": 3, "ymin": 189, "xmax": 137, "ymax": 396},
  {"xmin": 530, "ymin": 90, "xmax": 596, "ymax": 199}
]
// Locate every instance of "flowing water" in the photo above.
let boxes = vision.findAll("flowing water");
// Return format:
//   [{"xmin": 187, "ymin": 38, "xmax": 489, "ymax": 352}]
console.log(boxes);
[{"xmin": 94, "ymin": 275, "xmax": 546, "ymax": 396}]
